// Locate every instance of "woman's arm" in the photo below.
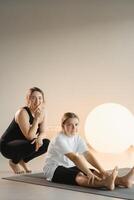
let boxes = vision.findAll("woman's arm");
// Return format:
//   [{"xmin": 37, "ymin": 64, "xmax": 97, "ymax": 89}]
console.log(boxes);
[
  {"xmin": 38, "ymin": 111, "xmax": 47, "ymax": 140},
  {"xmin": 15, "ymin": 108, "xmax": 40, "ymax": 140},
  {"xmin": 33, "ymin": 116, "xmax": 47, "ymax": 151}
]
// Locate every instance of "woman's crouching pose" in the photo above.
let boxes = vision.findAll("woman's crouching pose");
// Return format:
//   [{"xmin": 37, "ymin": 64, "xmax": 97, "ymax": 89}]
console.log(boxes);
[{"xmin": 0, "ymin": 87, "xmax": 50, "ymax": 174}]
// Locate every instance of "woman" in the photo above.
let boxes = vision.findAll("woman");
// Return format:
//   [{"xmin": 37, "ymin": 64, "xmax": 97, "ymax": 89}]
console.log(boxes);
[
  {"xmin": 43, "ymin": 112, "xmax": 134, "ymax": 190},
  {"xmin": 0, "ymin": 87, "xmax": 50, "ymax": 174}
]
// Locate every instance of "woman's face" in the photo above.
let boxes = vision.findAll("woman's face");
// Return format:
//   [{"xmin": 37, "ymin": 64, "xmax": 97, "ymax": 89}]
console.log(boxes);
[
  {"xmin": 28, "ymin": 91, "xmax": 44, "ymax": 111},
  {"xmin": 63, "ymin": 118, "xmax": 79, "ymax": 136}
]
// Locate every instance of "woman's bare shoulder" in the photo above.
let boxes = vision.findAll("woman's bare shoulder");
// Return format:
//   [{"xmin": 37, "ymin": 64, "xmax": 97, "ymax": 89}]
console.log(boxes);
[{"xmin": 15, "ymin": 107, "xmax": 29, "ymax": 121}]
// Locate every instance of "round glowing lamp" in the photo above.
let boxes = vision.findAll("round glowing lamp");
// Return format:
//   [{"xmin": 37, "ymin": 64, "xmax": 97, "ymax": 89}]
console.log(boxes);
[{"xmin": 85, "ymin": 103, "xmax": 134, "ymax": 153}]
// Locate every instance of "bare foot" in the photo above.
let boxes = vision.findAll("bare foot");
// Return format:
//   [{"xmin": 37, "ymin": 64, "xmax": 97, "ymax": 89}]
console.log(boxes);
[
  {"xmin": 9, "ymin": 160, "xmax": 24, "ymax": 174},
  {"xmin": 105, "ymin": 167, "xmax": 118, "ymax": 190},
  {"xmin": 19, "ymin": 160, "xmax": 32, "ymax": 173},
  {"xmin": 120, "ymin": 167, "xmax": 134, "ymax": 188}
]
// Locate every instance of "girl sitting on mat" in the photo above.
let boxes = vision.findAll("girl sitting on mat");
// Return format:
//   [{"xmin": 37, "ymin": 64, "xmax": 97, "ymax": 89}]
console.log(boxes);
[
  {"xmin": 43, "ymin": 112, "xmax": 134, "ymax": 190},
  {"xmin": 0, "ymin": 87, "xmax": 50, "ymax": 174}
]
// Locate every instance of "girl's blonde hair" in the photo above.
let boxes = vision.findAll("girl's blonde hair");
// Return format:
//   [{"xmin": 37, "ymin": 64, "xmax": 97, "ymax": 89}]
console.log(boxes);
[{"xmin": 61, "ymin": 112, "xmax": 79, "ymax": 127}]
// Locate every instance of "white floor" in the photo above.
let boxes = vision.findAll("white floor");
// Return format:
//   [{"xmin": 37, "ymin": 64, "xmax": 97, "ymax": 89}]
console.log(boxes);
[{"xmin": 0, "ymin": 148, "xmax": 134, "ymax": 200}]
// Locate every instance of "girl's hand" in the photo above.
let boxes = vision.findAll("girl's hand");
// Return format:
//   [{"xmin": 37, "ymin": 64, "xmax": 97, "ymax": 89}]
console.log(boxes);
[
  {"xmin": 87, "ymin": 171, "xmax": 101, "ymax": 185},
  {"xmin": 101, "ymin": 170, "xmax": 112, "ymax": 179},
  {"xmin": 102, "ymin": 166, "xmax": 118, "ymax": 179}
]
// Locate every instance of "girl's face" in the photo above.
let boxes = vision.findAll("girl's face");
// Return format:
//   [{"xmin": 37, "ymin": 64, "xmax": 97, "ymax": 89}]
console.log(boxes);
[
  {"xmin": 63, "ymin": 117, "xmax": 79, "ymax": 136},
  {"xmin": 29, "ymin": 91, "xmax": 44, "ymax": 111}
]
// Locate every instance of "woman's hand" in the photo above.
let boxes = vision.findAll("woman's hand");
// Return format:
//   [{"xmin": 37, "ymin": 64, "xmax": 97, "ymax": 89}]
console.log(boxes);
[
  {"xmin": 31, "ymin": 136, "xmax": 43, "ymax": 151},
  {"xmin": 35, "ymin": 137, "xmax": 43, "ymax": 151},
  {"xmin": 34, "ymin": 103, "xmax": 45, "ymax": 122}
]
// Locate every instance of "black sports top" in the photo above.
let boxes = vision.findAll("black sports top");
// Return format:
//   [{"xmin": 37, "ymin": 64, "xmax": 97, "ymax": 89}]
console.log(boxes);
[{"xmin": 1, "ymin": 107, "xmax": 38, "ymax": 142}]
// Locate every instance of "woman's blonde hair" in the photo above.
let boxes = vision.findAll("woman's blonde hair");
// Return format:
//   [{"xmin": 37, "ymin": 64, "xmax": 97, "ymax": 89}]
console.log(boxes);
[{"xmin": 61, "ymin": 112, "xmax": 79, "ymax": 127}]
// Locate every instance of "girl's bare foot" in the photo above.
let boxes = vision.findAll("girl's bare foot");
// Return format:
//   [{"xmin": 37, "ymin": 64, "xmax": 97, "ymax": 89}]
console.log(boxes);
[
  {"xmin": 9, "ymin": 160, "xmax": 24, "ymax": 174},
  {"xmin": 105, "ymin": 167, "xmax": 118, "ymax": 190},
  {"xmin": 19, "ymin": 160, "xmax": 32, "ymax": 173},
  {"xmin": 120, "ymin": 167, "xmax": 134, "ymax": 188}
]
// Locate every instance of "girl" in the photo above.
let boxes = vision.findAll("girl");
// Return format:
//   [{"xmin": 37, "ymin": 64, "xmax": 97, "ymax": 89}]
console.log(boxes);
[
  {"xmin": 43, "ymin": 112, "xmax": 134, "ymax": 190},
  {"xmin": 0, "ymin": 87, "xmax": 50, "ymax": 174}
]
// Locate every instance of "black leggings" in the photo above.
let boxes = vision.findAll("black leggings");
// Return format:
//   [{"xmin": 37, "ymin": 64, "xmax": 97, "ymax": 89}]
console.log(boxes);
[{"xmin": 0, "ymin": 138, "xmax": 50, "ymax": 164}]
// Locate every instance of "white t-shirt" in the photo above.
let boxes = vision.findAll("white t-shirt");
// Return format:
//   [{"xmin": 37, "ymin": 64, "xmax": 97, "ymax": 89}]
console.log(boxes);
[{"xmin": 43, "ymin": 132, "xmax": 88, "ymax": 181}]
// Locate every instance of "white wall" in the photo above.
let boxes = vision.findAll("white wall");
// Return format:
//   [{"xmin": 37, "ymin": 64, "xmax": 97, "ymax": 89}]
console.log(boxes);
[{"xmin": 0, "ymin": 0, "xmax": 134, "ymax": 139}]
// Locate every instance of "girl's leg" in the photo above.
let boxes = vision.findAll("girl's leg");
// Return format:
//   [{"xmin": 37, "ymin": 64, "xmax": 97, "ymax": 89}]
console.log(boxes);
[
  {"xmin": 93, "ymin": 167, "xmax": 134, "ymax": 188},
  {"xmin": 75, "ymin": 167, "xmax": 118, "ymax": 190},
  {"xmin": 115, "ymin": 167, "xmax": 134, "ymax": 188}
]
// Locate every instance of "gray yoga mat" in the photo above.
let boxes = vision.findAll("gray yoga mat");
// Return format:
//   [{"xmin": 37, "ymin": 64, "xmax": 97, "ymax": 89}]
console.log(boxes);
[{"xmin": 3, "ymin": 168, "xmax": 134, "ymax": 200}]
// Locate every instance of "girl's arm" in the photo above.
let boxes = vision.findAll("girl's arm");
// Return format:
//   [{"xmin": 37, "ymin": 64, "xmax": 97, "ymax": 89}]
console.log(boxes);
[
  {"xmin": 65, "ymin": 152, "xmax": 100, "ymax": 181},
  {"xmin": 83, "ymin": 150, "xmax": 106, "ymax": 174}
]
